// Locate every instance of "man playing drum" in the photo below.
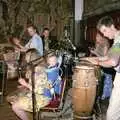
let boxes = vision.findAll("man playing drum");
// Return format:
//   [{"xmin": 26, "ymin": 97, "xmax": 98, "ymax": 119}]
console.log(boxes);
[{"xmin": 87, "ymin": 16, "xmax": 120, "ymax": 120}]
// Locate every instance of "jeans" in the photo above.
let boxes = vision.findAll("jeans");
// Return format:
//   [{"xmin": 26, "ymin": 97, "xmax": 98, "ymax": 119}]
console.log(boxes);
[{"xmin": 101, "ymin": 72, "xmax": 113, "ymax": 100}]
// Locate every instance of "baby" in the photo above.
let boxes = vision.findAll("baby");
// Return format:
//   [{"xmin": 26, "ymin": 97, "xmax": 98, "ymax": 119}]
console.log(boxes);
[{"xmin": 44, "ymin": 51, "xmax": 62, "ymax": 98}]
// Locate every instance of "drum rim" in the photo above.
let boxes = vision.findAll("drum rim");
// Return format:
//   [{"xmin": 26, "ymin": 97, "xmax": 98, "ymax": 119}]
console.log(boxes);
[{"xmin": 75, "ymin": 65, "xmax": 94, "ymax": 70}]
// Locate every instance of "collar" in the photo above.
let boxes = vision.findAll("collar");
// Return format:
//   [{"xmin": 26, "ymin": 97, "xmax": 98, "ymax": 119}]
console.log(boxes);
[{"xmin": 114, "ymin": 31, "xmax": 120, "ymax": 44}]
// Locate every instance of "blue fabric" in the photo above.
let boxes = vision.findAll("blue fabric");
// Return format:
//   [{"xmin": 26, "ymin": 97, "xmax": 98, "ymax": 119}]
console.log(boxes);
[
  {"xmin": 101, "ymin": 72, "xmax": 113, "ymax": 100},
  {"xmin": 43, "ymin": 88, "xmax": 52, "ymax": 98},
  {"xmin": 46, "ymin": 67, "xmax": 59, "ymax": 82},
  {"xmin": 46, "ymin": 65, "xmax": 62, "ymax": 95},
  {"xmin": 25, "ymin": 34, "xmax": 43, "ymax": 56},
  {"xmin": 31, "ymin": 34, "xmax": 43, "ymax": 56}
]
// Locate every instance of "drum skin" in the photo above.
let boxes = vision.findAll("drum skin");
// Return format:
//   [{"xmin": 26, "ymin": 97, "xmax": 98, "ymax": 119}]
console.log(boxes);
[{"xmin": 72, "ymin": 64, "xmax": 97, "ymax": 117}]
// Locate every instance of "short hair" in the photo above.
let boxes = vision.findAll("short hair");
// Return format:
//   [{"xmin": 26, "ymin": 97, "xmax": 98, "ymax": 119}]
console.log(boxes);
[
  {"xmin": 43, "ymin": 50, "xmax": 56, "ymax": 63},
  {"xmin": 97, "ymin": 16, "xmax": 114, "ymax": 30},
  {"xmin": 27, "ymin": 24, "xmax": 39, "ymax": 34},
  {"xmin": 45, "ymin": 50, "xmax": 56, "ymax": 58},
  {"xmin": 27, "ymin": 24, "xmax": 36, "ymax": 29},
  {"xmin": 43, "ymin": 27, "xmax": 49, "ymax": 32}
]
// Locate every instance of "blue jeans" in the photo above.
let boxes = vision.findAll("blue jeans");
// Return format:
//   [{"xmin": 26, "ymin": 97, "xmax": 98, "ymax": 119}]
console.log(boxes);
[{"xmin": 101, "ymin": 72, "xmax": 113, "ymax": 100}]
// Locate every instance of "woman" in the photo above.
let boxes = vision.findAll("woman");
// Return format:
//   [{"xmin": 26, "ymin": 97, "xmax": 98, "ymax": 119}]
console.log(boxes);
[
  {"xmin": 7, "ymin": 49, "xmax": 62, "ymax": 120},
  {"xmin": 6, "ymin": 49, "xmax": 50, "ymax": 120},
  {"xmin": 90, "ymin": 33, "xmax": 113, "ymax": 100}
]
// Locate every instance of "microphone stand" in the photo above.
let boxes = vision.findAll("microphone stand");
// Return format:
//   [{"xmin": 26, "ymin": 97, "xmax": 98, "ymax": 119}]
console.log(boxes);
[
  {"xmin": 20, "ymin": 50, "xmax": 55, "ymax": 69},
  {"xmin": 18, "ymin": 61, "xmax": 36, "ymax": 120},
  {"xmin": 30, "ymin": 62, "xmax": 36, "ymax": 120}
]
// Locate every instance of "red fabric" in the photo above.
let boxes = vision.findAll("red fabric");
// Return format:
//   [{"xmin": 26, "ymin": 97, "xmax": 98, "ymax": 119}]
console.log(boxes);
[
  {"xmin": 46, "ymin": 95, "xmax": 61, "ymax": 108},
  {"xmin": 45, "ymin": 80, "xmax": 64, "ymax": 108}
]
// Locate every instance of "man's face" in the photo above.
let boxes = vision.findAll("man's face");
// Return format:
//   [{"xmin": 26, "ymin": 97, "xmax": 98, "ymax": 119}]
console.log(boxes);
[
  {"xmin": 99, "ymin": 25, "xmax": 114, "ymax": 39},
  {"xmin": 27, "ymin": 27, "xmax": 36, "ymax": 36},
  {"xmin": 43, "ymin": 30, "xmax": 49, "ymax": 38}
]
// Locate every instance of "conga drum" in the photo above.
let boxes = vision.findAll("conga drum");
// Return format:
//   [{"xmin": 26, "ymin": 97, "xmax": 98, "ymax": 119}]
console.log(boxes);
[{"xmin": 72, "ymin": 61, "xmax": 99, "ymax": 119}]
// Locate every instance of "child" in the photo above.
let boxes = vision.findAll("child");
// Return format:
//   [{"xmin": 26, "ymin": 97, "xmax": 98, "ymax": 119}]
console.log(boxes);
[{"xmin": 44, "ymin": 51, "xmax": 62, "ymax": 98}]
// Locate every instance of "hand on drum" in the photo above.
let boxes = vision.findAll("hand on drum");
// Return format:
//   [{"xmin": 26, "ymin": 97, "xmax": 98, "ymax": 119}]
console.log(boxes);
[
  {"xmin": 80, "ymin": 57, "xmax": 99, "ymax": 65},
  {"xmin": 88, "ymin": 57, "xmax": 99, "ymax": 65}
]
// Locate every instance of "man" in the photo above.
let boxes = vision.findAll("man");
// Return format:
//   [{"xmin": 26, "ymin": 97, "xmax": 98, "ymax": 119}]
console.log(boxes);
[
  {"xmin": 88, "ymin": 16, "xmax": 120, "ymax": 120},
  {"xmin": 25, "ymin": 25, "xmax": 43, "ymax": 56},
  {"xmin": 14, "ymin": 25, "xmax": 43, "ymax": 56},
  {"xmin": 41, "ymin": 28, "xmax": 50, "ymax": 53}
]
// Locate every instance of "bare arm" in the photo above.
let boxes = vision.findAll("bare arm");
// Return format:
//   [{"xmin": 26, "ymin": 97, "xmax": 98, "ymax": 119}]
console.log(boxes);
[
  {"xmin": 86, "ymin": 56, "xmax": 118, "ymax": 68},
  {"xmin": 90, "ymin": 49, "xmax": 101, "ymax": 57},
  {"xmin": 99, "ymin": 58, "xmax": 117, "ymax": 68}
]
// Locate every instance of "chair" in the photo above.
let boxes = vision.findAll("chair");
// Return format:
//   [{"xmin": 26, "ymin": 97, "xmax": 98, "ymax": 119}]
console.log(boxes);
[{"xmin": 37, "ymin": 77, "xmax": 67, "ymax": 120}]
